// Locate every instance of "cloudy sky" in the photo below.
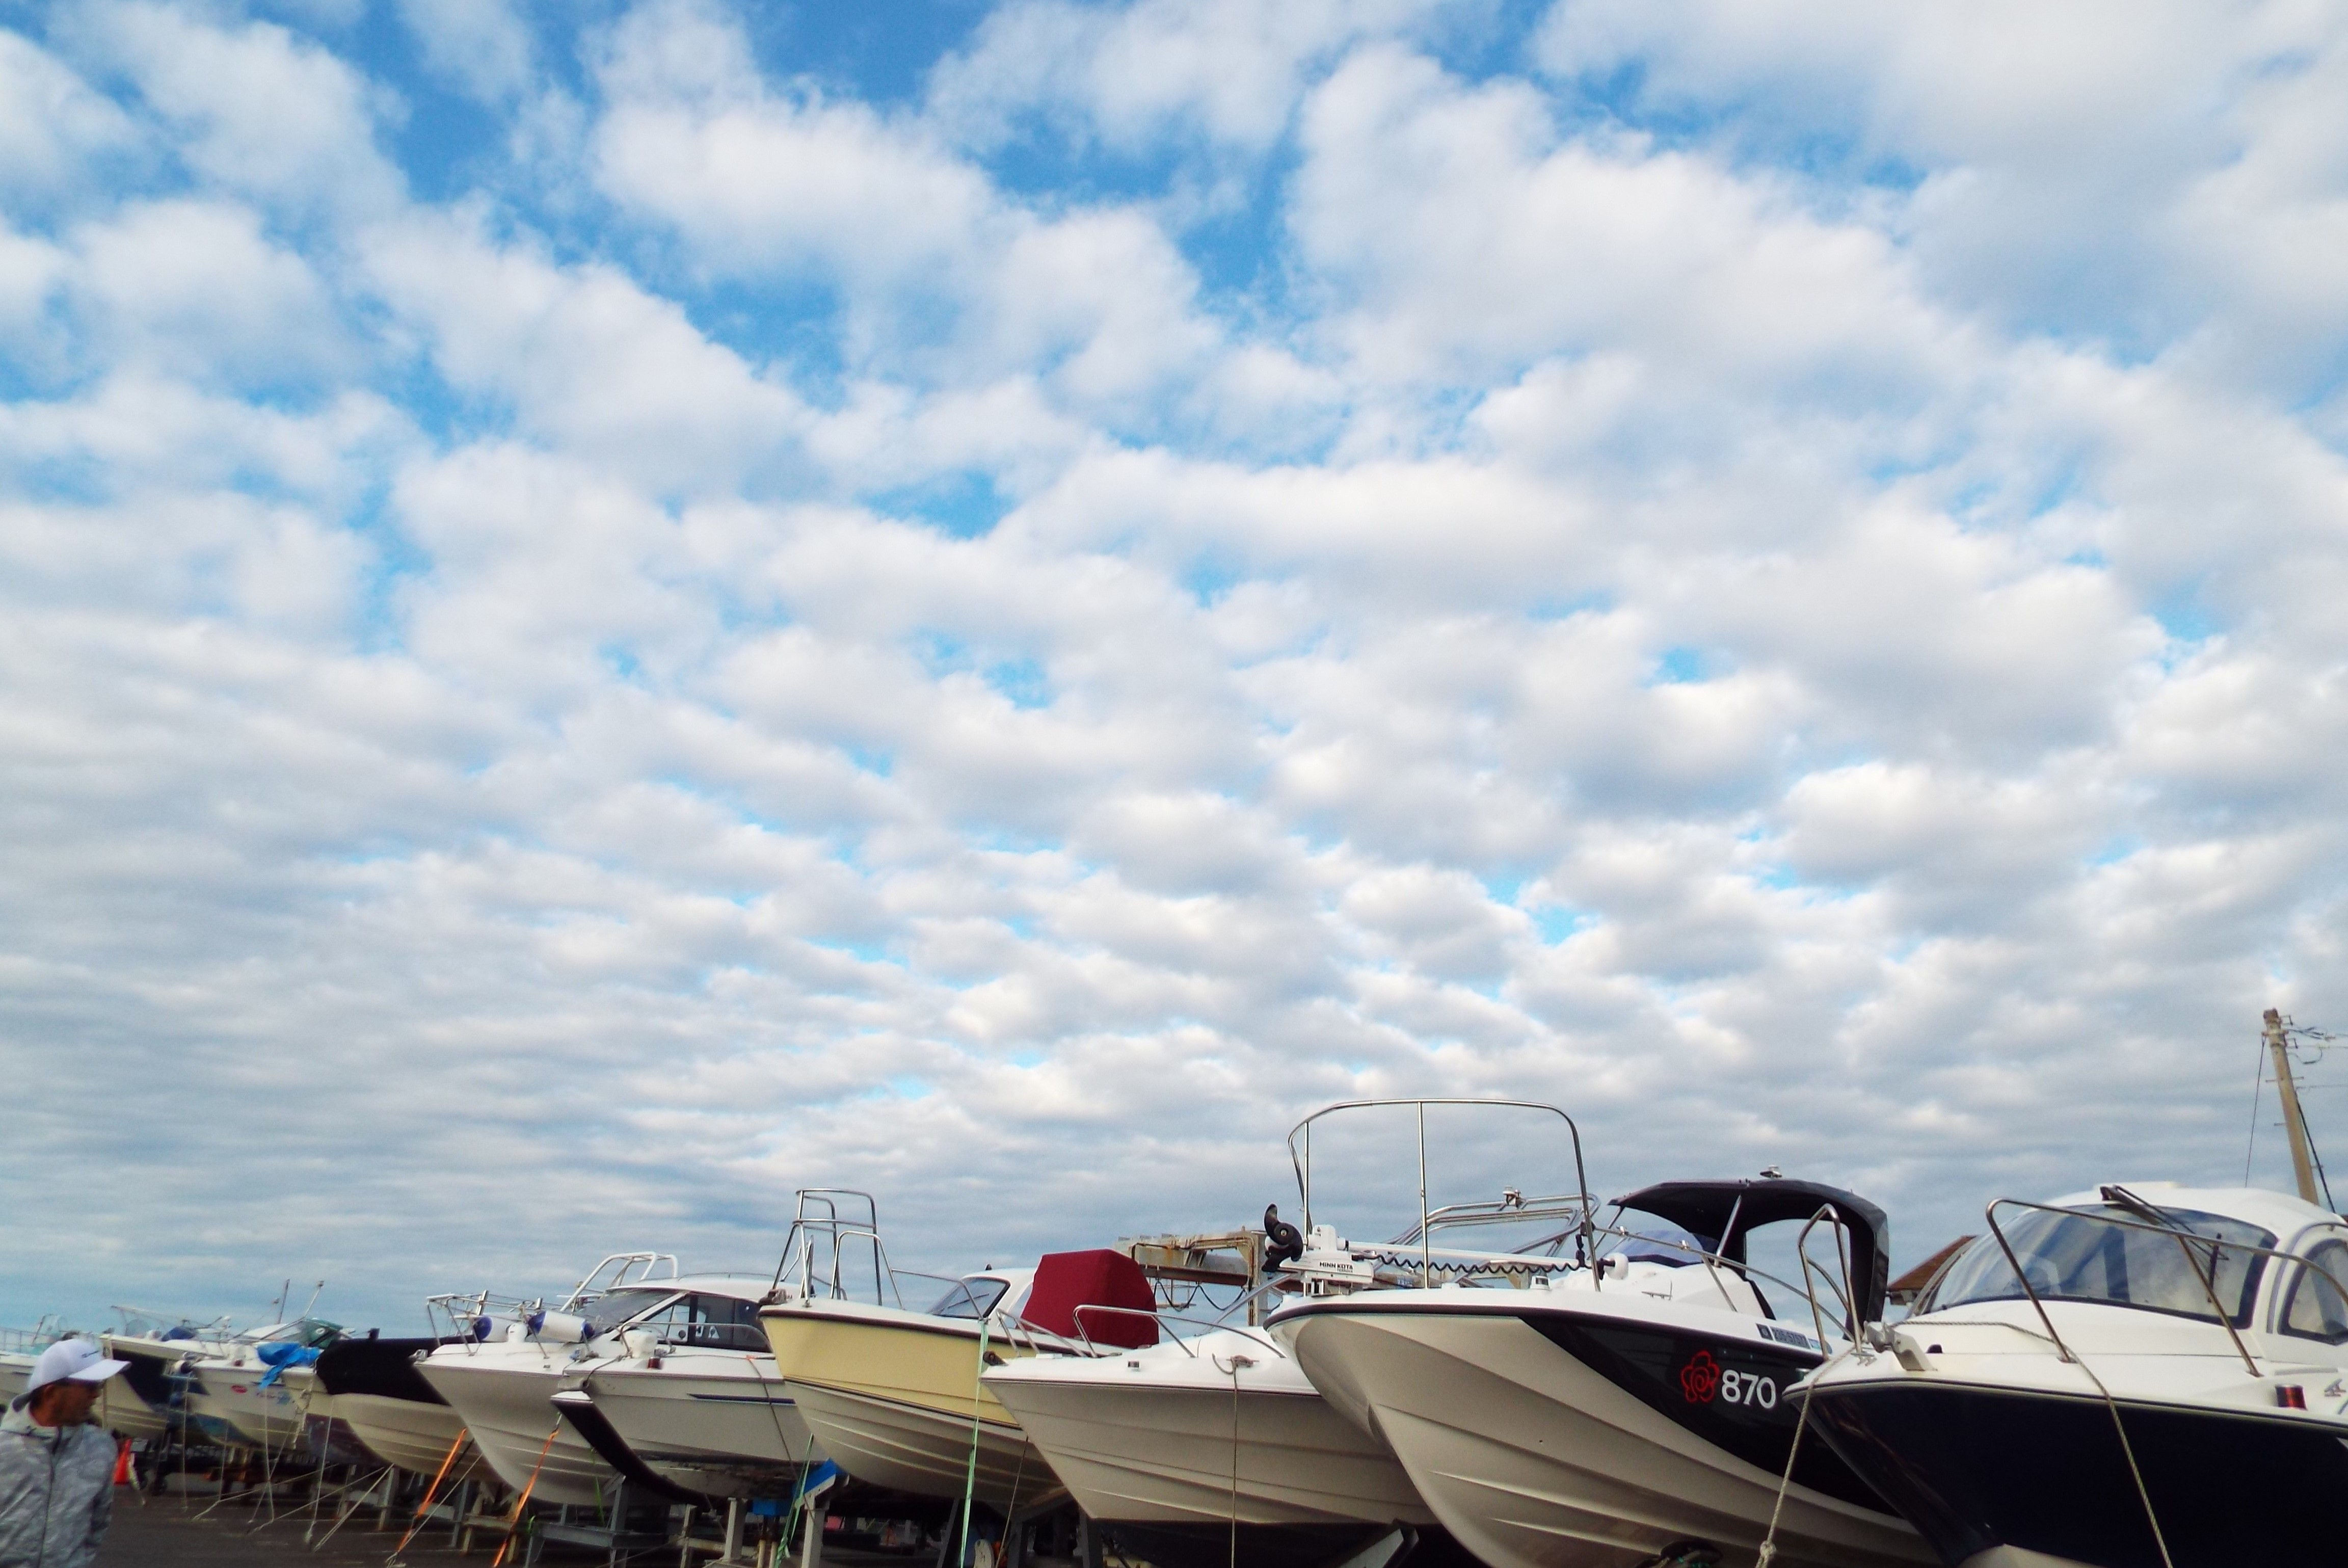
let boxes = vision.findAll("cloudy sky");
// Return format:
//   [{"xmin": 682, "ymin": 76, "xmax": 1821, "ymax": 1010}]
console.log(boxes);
[{"xmin": 7, "ymin": 0, "xmax": 2348, "ymax": 1331}]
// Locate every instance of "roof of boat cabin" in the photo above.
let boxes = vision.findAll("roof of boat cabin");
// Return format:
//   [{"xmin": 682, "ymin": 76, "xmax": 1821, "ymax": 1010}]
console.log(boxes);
[{"xmin": 2041, "ymin": 1183, "xmax": 2342, "ymax": 1238}]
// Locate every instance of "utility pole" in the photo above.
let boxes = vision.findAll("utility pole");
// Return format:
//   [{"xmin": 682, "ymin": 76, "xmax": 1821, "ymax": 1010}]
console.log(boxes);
[{"xmin": 2265, "ymin": 1008, "xmax": 2322, "ymax": 1207}]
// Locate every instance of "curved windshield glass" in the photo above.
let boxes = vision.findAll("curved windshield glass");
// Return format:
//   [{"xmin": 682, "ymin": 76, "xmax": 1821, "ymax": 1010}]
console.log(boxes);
[
  {"xmin": 582, "ymin": 1288, "xmax": 679, "ymax": 1332},
  {"xmin": 1616, "ymin": 1222, "xmax": 1715, "ymax": 1268},
  {"xmin": 2282, "ymin": 1239, "xmax": 2348, "ymax": 1343},
  {"xmin": 928, "ymin": 1278, "xmax": 1009, "ymax": 1320},
  {"xmin": 1925, "ymin": 1205, "xmax": 2274, "ymax": 1327}
]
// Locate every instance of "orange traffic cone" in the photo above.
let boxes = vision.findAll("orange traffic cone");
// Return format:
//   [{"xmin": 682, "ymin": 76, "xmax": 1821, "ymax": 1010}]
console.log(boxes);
[{"xmin": 111, "ymin": 1440, "xmax": 134, "ymax": 1487}]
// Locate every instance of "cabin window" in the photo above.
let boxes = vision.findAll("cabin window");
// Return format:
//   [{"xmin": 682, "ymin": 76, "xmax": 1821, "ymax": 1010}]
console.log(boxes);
[
  {"xmin": 1923, "ymin": 1205, "xmax": 2273, "ymax": 1328},
  {"xmin": 668, "ymin": 1294, "xmax": 767, "ymax": 1350},
  {"xmin": 2281, "ymin": 1240, "xmax": 2348, "ymax": 1345},
  {"xmin": 583, "ymin": 1288, "xmax": 681, "ymax": 1333},
  {"xmin": 929, "ymin": 1279, "xmax": 1009, "ymax": 1320}
]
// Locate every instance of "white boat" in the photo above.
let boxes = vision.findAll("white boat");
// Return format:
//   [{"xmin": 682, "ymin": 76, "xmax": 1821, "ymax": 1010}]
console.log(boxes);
[
  {"xmin": 1807, "ymin": 1182, "xmax": 2348, "ymax": 1568},
  {"xmin": 419, "ymin": 1254, "xmax": 813, "ymax": 1509},
  {"xmin": 1277, "ymin": 1172, "xmax": 1935, "ymax": 1568},
  {"xmin": 100, "ymin": 1310, "xmax": 237, "ymax": 1442},
  {"xmin": 564, "ymin": 1357, "xmax": 815, "ymax": 1501},
  {"xmin": 100, "ymin": 1312, "xmax": 342, "ymax": 1452},
  {"xmin": 985, "ymin": 1315, "xmax": 1433, "ymax": 1567},
  {"xmin": 185, "ymin": 1320, "xmax": 347, "ymax": 1452},
  {"xmin": 0, "ymin": 1319, "xmax": 72, "ymax": 1409},
  {"xmin": 560, "ymin": 1310, "xmax": 821, "ymax": 1499},
  {"xmin": 992, "ymin": 1098, "xmax": 1626, "ymax": 1568}
]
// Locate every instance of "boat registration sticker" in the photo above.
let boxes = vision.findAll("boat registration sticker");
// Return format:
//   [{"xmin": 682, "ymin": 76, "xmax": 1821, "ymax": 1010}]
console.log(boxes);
[{"xmin": 1679, "ymin": 1350, "xmax": 1777, "ymax": 1409}]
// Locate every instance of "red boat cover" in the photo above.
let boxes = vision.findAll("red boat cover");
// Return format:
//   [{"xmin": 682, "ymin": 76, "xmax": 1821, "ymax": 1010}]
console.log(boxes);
[{"xmin": 1020, "ymin": 1250, "xmax": 1158, "ymax": 1348}]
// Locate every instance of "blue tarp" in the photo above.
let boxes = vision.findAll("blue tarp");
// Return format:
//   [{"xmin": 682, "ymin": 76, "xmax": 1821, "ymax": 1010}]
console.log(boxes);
[{"xmin": 254, "ymin": 1342, "xmax": 319, "ymax": 1386}]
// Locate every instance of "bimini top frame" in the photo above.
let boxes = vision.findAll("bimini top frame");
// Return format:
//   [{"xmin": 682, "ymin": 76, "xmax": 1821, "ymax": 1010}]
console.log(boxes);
[{"xmin": 1287, "ymin": 1099, "xmax": 1596, "ymax": 1288}]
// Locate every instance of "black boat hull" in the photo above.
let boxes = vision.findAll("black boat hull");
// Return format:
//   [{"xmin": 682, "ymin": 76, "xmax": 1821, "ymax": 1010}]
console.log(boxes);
[{"xmin": 1809, "ymin": 1380, "xmax": 2348, "ymax": 1568}]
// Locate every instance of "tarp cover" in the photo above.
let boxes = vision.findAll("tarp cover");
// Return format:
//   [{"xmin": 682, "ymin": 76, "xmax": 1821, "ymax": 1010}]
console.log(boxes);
[
  {"xmin": 254, "ymin": 1342, "xmax": 320, "ymax": 1386},
  {"xmin": 1020, "ymin": 1250, "xmax": 1157, "ymax": 1348}
]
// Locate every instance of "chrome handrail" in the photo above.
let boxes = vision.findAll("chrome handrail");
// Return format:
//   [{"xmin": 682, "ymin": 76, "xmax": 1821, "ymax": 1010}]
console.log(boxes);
[
  {"xmin": 558, "ymin": 1253, "xmax": 679, "ymax": 1312},
  {"xmin": 1287, "ymin": 1099, "xmax": 1596, "ymax": 1288},
  {"xmin": 1064, "ymin": 1302, "xmax": 1288, "ymax": 1361},
  {"xmin": 1793, "ymin": 1205, "xmax": 1858, "ymax": 1346},
  {"xmin": 770, "ymin": 1190, "xmax": 899, "ymax": 1307}
]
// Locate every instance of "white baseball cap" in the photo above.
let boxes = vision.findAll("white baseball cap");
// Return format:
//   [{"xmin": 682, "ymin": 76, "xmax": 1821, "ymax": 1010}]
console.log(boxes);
[{"xmin": 13, "ymin": 1339, "xmax": 128, "ymax": 1410}]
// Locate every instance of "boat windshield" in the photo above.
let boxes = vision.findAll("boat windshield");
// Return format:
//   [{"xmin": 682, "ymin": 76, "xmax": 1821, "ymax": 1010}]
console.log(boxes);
[
  {"xmin": 581, "ymin": 1288, "xmax": 679, "ymax": 1332},
  {"xmin": 928, "ymin": 1278, "xmax": 1009, "ymax": 1320},
  {"xmin": 1924, "ymin": 1205, "xmax": 2274, "ymax": 1327},
  {"xmin": 1615, "ymin": 1222, "xmax": 1715, "ymax": 1268}
]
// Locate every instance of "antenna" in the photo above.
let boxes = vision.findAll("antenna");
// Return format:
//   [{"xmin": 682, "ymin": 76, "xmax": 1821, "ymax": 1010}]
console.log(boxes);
[{"xmin": 299, "ymin": 1281, "xmax": 326, "ymax": 1319}]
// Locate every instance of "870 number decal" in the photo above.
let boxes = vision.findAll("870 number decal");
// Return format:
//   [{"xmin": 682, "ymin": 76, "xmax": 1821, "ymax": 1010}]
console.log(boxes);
[{"xmin": 1678, "ymin": 1349, "xmax": 1779, "ymax": 1409}]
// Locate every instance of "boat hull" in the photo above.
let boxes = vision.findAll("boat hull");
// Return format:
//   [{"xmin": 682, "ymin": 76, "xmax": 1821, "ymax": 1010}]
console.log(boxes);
[
  {"xmin": 188, "ymin": 1363, "xmax": 306, "ymax": 1452},
  {"xmin": 101, "ymin": 1336, "xmax": 202, "ymax": 1442},
  {"xmin": 1286, "ymin": 1301, "xmax": 1929, "ymax": 1568},
  {"xmin": 762, "ymin": 1305, "xmax": 1057, "ymax": 1507},
  {"xmin": 328, "ymin": 1390, "xmax": 479, "ymax": 1478},
  {"xmin": 582, "ymin": 1357, "xmax": 819, "ymax": 1498},
  {"xmin": 785, "ymin": 1380, "xmax": 1052, "ymax": 1507},
  {"xmin": 986, "ymin": 1349, "xmax": 1428, "ymax": 1527},
  {"xmin": 418, "ymin": 1354, "xmax": 613, "ymax": 1508},
  {"xmin": 1809, "ymin": 1380, "xmax": 2348, "ymax": 1568}
]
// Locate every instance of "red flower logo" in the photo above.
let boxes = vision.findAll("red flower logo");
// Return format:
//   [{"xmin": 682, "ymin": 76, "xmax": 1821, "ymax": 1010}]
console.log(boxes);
[{"xmin": 1679, "ymin": 1350, "xmax": 1722, "ymax": 1404}]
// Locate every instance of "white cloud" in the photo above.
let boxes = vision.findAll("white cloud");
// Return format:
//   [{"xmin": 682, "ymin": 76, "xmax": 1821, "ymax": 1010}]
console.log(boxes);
[
  {"xmin": 927, "ymin": 0, "xmax": 1433, "ymax": 155},
  {"xmin": 359, "ymin": 208, "xmax": 809, "ymax": 490},
  {"xmin": 86, "ymin": 0, "xmax": 403, "ymax": 218},
  {"xmin": 9, "ymin": 2, "xmax": 2348, "ymax": 1328},
  {"xmin": 70, "ymin": 199, "xmax": 351, "ymax": 385},
  {"xmin": 0, "ymin": 29, "xmax": 140, "ymax": 202},
  {"xmin": 397, "ymin": 0, "xmax": 533, "ymax": 104}
]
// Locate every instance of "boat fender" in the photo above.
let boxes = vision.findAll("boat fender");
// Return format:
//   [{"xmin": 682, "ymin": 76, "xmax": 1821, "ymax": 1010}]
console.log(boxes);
[
  {"xmin": 526, "ymin": 1310, "xmax": 593, "ymax": 1344},
  {"xmin": 1264, "ymin": 1204, "xmax": 1305, "ymax": 1269}
]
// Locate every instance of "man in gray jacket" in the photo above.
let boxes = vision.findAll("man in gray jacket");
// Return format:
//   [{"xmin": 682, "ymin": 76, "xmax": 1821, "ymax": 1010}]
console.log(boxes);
[{"xmin": 0, "ymin": 1339, "xmax": 128, "ymax": 1568}]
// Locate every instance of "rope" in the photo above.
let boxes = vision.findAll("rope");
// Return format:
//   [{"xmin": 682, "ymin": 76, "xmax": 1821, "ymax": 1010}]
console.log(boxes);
[
  {"xmin": 307, "ymin": 1464, "xmax": 392, "ymax": 1552},
  {"xmin": 488, "ymin": 1421, "xmax": 565, "ymax": 1568},
  {"xmin": 2071, "ymin": 1350, "xmax": 2174, "ymax": 1568},
  {"xmin": 778, "ymin": 1426, "xmax": 818, "ymax": 1565},
  {"xmin": 956, "ymin": 1316, "xmax": 991, "ymax": 1568},
  {"xmin": 749, "ymin": 1351, "xmax": 814, "ymax": 1567},
  {"xmin": 1753, "ymin": 1346, "xmax": 1837, "ymax": 1567},
  {"xmin": 387, "ymin": 1428, "xmax": 470, "ymax": 1561}
]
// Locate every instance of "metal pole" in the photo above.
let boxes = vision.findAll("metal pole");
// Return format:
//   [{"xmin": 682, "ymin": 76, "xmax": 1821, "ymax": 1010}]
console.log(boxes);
[
  {"xmin": 1417, "ymin": 1103, "xmax": 1430, "ymax": 1287},
  {"xmin": 1301, "ymin": 1120, "xmax": 1311, "ymax": 1234},
  {"xmin": 2267, "ymin": 1009, "xmax": 2322, "ymax": 1206}
]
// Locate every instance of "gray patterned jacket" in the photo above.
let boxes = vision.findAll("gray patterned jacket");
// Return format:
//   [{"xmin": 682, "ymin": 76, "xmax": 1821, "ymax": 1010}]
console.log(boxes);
[{"xmin": 0, "ymin": 1406, "xmax": 114, "ymax": 1568}]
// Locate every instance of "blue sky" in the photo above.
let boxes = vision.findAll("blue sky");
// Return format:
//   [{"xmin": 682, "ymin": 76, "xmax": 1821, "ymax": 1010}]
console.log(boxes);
[{"xmin": 7, "ymin": 0, "xmax": 2348, "ymax": 1332}]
